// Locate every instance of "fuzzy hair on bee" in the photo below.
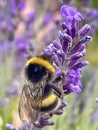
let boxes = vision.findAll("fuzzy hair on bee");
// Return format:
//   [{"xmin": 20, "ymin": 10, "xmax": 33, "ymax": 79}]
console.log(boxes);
[{"xmin": 18, "ymin": 55, "xmax": 64, "ymax": 123}]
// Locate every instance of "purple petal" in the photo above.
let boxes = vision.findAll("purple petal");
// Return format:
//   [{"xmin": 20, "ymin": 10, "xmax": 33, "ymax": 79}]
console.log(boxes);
[
  {"xmin": 96, "ymin": 98, "xmax": 98, "ymax": 103},
  {"xmin": 59, "ymin": 31, "xmax": 72, "ymax": 52},
  {"xmin": 53, "ymin": 41, "xmax": 61, "ymax": 49},
  {"xmin": 55, "ymin": 109, "xmax": 63, "ymax": 115},
  {"xmin": 0, "ymin": 97, "xmax": 9, "ymax": 107},
  {"xmin": 35, "ymin": 120, "xmax": 54, "ymax": 127},
  {"xmin": 74, "ymin": 12, "xmax": 84, "ymax": 21},
  {"xmin": 70, "ymin": 61, "xmax": 89, "ymax": 70},
  {"xmin": 61, "ymin": 5, "xmax": 78, "ymax": 17},
  {"xmin": 6, "ymin": 124, "xmax": 16, "ymax": 130},
  {"xmin": 60, "ymin": 5, "xmax": 83, "ymax": 22},
  {"xmin": 42, "ymin": 10, "xmax": 53, "ymax": 26},
  {"xmin": 79, "ymin": 24, "xmax": 91, "ymax": 37},
  {"xmin": 70, "ymin": 53, "xmax": 84, "ymax": 60},
  {"xmin": 71, "ymin": 44, "xmax": 86, "ymax": 55},
  {"xmin": 68, "ymin": 83, "xmax": 82, "ymax": 94},
  {"xmin": 60, "ymin": 101, "xmax": 67, "ymax": 108},
  {"xmin": 25, "ymin": 12, "xmax": 35, "ymax": 24},
  {"xmin": 71, "ymin": 19, "xmax": 79, "ymax": 38}
]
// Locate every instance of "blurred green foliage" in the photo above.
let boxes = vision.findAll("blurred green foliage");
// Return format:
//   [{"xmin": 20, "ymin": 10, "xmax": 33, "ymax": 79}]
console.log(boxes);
[
  {"xmin": 93, "ymin": 0, "xmax": 98, "ymax": 7},
  {"xmin": 86, "ymin": 35, "xmax": 98, "ymax": 68}
]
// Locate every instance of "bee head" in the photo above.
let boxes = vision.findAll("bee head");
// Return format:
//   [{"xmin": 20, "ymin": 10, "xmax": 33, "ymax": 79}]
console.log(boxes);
[{"xmin": 25, "ymin": 57, "xmax": 56, "ymax": 83}]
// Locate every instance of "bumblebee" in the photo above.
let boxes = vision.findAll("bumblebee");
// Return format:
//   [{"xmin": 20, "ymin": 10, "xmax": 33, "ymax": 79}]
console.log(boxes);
[{"xmin": 18, "ymin": 55, "xmax": 63, "ymax": 123}]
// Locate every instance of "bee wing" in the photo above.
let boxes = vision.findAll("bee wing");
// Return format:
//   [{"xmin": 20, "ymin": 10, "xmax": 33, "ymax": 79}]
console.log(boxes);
[{"xmin": 18, "ymin": 83, "xmax": 43, "ymax": 123}]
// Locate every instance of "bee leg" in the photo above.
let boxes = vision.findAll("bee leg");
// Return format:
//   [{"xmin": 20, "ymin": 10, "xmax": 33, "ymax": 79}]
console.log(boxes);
[
  {"xmin": 53, "ymin": 71, "xmax": 67, "ymax": 98},
  {"xmin": 52, "ymin": 86, "xmax": 64, "ymax": 99}
]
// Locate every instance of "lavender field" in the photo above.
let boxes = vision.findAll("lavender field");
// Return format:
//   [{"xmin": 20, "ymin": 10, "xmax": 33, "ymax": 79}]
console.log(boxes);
[{"xmin": 0, "ymin": 0, "xmax": 98, "ymax": 130}]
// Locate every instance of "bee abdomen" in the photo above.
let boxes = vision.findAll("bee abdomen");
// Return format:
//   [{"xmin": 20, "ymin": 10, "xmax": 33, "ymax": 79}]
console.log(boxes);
[
  {"xmin": 41, "ymin": 92, "xmax": 59, "ymax": 112},
  {"xmin": 41, "ymin": 84, "xmax": 60, "ymax": 112}
]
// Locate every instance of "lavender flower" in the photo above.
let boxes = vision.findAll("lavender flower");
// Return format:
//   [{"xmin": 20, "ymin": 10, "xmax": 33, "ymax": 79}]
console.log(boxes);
[
  {"xmin": 25, "ymin": 11, "xmax": 35, "ymax": 25},
  {"xmin": 91, "ymin": 111, "xmax": 98, "ymax": 122},
  {"xmin": 6, "ymin": 123, "xmax": 39, "ymax": 130},
  {"xmin": 0, "ymin": 0, "xmax": 34, "ymax": 73},
  {"xmin": 60, "ymin": 5, "xmax": 84, "ymax": 26},
  {"xmin": 5, "ymin": 81, "xmax": 20, "ymax": 97},
  {"xmin": 35, "ymin": 117, "xmax": 54, "ymax": 128},
  {"xmin": 0, "ymin": 97, "xmax": 9, "ymax": 107},
  {"xmin": 83, "ymin": 8, "xmax": 98, "ymax": 35},
  {"xmin": 6, "ymin": 124, "xmax": 16, "ymax": 130},
  {"xmin": 96, "ymin": 98, "xmax": 98, "ymax": 103},
  {"xmin": 42, "ymin": 10, "xmax": 54, "ymax": 26},
  {"xmin": 9, "ymin": 0, "xmax": 25, "ymax": 17},
  {"xmin": 44, "ymin": 12, "xmax": 91, "ymax": 96}
]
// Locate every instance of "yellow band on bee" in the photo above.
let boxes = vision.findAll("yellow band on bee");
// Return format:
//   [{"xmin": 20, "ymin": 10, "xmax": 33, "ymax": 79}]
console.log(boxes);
[
  {"xmin": 26, "ymin": 57, "xmax": 55, "ymax": 73},
  {"xmin": 42, "ymin": 93, "xmax": 57, "ymax": 107}
]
